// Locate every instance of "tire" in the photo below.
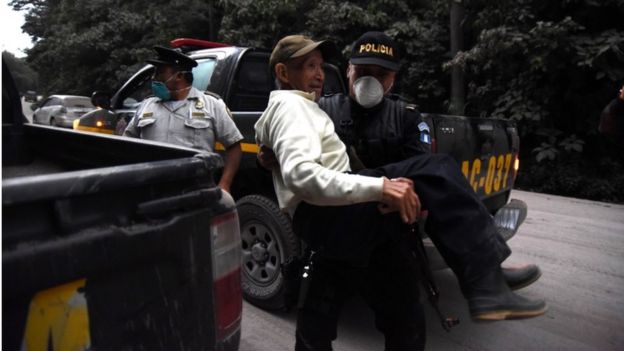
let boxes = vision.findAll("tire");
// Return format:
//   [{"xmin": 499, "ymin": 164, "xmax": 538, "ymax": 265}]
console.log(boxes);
[
  {"xmin": 49, "ymin": 117, "xmax": 56, "ymax": 126},
  {"xmin": 236, "ymin": 195, "xmax": 300, "ymax": 310}
]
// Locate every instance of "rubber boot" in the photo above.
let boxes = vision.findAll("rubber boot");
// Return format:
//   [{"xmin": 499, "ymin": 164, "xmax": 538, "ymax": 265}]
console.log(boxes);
[
  {"xmin": 502, "ymin": 264, "xmax": 542, "ymax": 290},
  {"xmin": 467, "ymin": 267, "xmax": 547, "ymax": 321}
]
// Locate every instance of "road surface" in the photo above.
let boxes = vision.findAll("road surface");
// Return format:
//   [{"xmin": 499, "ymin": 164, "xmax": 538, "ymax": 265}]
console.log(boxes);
[{"xmin": 239, "ymin": 190, "xmax": 624, "ymax": 351}]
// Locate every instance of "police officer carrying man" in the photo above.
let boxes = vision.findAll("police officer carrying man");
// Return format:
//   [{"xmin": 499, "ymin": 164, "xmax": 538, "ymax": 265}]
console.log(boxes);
[
  {"xmin": 258, "ymin": 32, "xmax": 547, "ymax": 350},
  {"xmin": 256, "ymin": 35, "xmax": 427, "ymax": 350},
  {"xmin": 319, "ymin": 31, "xmax": 544, "ymax": 294},
  {"xmin": 124, "ymin": 46, "xmax": 244, "ymax": 193}
]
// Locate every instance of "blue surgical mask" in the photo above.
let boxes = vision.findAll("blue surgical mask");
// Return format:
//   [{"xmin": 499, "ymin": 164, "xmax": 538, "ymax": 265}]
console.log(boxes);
[
  {"xmin": 151, "ymin": 73, "xmax": 177, "ymax": 101},
  {"xmin": 151, "ymin": 81, "xmax": 171, "ymax": 101}
]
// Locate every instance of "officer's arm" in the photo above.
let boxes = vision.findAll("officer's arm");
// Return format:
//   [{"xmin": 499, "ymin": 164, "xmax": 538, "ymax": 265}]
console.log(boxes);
[
  {"xmin": 122, "ymin": 115, "xmax": 139, "ymax": 137},
  {"xmin": 122, "ymin": 100, "xmax": 149, "ymax": 138},
  {"xmin": 212, "ymin": 98, "xmax": 244, "ymax": 193},
  {"xmin": 219, "ymin": 142, "xmax": 242, "ymax": 193}
]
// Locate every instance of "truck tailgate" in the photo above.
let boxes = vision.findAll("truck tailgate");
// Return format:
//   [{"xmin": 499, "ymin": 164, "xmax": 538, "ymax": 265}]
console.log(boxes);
[{"xmin": 423, "ymin": 114, "xmax": 520, "ymax": 213}]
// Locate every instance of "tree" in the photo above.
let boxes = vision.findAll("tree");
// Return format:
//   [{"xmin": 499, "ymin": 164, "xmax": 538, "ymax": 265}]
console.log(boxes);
[
  {"xmin": 445, "ymin": 0, "xmax": 624, "ymax": 201},
  {"xmin": 2, "ymin": 51, "xmax": 39, "ymax": 93},
  {"xmin": 10, "ymin": 0, "xmax": 224, "ymax": 95},
  {"xmin": 219, "ymin": 0, "xmax": 449, "ymax": 110}
]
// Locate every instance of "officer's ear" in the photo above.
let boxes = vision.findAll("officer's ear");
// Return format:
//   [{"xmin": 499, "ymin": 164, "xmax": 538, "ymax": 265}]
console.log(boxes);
[{"xmin": 275, "ymin": 63, "xmax": 289, "ymax": 85}]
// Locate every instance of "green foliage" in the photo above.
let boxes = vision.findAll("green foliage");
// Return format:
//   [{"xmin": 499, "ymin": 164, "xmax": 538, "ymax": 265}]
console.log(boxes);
[
  {"xmin": 517, "ymin": 151, "xmax": 624, "ymax": 203},
  {"xmin": 219, "ymin": 0, "xmax": 448, "ymax": 108},
  {"xmin": 2, "ymin": 51, "xmax": 39, "ymax": 93},
  {"xmin": 11, "ymin": 0, "xmax": 223, "ymax": 95}
]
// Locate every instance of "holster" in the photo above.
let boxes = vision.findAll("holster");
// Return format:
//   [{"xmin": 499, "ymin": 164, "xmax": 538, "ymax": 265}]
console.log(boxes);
[{"xmin": 280, "ymin": 249, "xmax": 314, "ymax": 311}]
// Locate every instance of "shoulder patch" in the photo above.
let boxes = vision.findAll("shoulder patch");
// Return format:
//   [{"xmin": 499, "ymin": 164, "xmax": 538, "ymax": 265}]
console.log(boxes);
[
  {"xmin": 142, "ymin": 112, "xmax": 153, "ymax": 118},
  {"xmin": 418, "ymin": 122, "xmax": 431, "ymax": 144}
]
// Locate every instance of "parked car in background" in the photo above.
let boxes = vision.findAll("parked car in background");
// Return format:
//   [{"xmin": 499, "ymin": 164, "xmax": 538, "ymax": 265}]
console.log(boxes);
[{"xmin": 32, "ymin": 94, "xmax": 94, "ymax": 128}]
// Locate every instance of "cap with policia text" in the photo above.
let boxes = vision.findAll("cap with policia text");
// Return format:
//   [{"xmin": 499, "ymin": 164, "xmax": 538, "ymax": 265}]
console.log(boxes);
[
  {"xmin": 146, "ymin": 46, "xmax": 198, "ymax": 70},
  {"xmin": 350, "ymin": 31, "xmax": 400, "ymax": 71},
  {"xmin": 269, "ymin": 35, "xmax": 338, "ymax": 71}
]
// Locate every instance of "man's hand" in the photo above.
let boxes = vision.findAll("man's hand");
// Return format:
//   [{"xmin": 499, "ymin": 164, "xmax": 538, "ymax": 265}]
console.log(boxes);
[
  {"xmin": 257, "ymin": 145, "xmax": 279, "ymax": 170},
  {"xmin": 380, "ymin": 177, "xmax": 421, "ymax": 224}
]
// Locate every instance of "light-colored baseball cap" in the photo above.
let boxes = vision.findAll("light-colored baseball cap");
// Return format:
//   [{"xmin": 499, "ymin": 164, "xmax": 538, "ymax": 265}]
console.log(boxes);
[{"xmin": 269, "ymin": 34, "xmax": 338, "ymax": 71}]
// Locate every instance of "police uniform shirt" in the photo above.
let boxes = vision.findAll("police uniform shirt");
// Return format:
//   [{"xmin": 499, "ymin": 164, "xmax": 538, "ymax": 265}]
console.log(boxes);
[{"xmin": 124, "ymin": 86, "xmax": 243, "ymax": 151}]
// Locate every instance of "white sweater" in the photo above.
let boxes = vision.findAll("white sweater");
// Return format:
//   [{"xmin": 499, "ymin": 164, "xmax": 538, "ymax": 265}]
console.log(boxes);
[{"xmin": 254, "ymin": 90, "xmax": 383, "ymax": 216}]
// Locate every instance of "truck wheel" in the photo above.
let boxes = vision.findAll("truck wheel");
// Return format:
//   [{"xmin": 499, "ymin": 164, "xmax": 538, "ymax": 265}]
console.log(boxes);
[{"xmin": 237, "ymin": 195, "xmax": 299, "ymax": 310}]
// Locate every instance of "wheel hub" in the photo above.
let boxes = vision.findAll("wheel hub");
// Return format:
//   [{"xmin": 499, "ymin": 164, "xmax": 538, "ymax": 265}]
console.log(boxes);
[{"xmin": 251, "ymin": 242, "xmax": 268, "ymax": 263}]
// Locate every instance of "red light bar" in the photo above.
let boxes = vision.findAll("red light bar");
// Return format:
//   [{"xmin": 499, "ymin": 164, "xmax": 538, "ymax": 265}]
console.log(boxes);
[{"xmin": 170, "ymin": 38, "xmax": 231, "ymax": 49}]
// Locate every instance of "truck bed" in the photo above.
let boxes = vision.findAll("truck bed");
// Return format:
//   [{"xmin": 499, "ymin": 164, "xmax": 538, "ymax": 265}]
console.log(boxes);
[{"xmin": 2, "ymin": 124, "xmax": 238, "ymax": 350}]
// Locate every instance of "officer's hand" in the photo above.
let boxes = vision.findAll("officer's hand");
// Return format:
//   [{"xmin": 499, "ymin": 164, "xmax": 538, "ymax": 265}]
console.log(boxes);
[
  {"xmin": 257, "ymin": 145, "xmax": 279, "ymax": 170},
  {"xmin": 380, "ymin": 177, "xmax": 421, "ymax": 224}
]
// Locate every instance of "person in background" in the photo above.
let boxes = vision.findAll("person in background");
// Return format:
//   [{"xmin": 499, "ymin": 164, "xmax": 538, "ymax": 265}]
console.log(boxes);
[
  {"xmin": 124, "ymin": 46, "xmax": 243, "ymax": 193},
  {"xmin": 599, "ymin": 84, "xmax": 624, "ymax": 148}
]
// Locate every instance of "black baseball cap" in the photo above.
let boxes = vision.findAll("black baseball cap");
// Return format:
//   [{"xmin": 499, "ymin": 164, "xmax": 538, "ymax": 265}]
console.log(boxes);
[
  {"xmin": 349, "ymin": 31, "xmax": 400, "ymax": 71},
  {"xmin": 270, "ymin": 35, "xmax": 338, "ymax": 71},
  {"xmin": 146, "ymin": 46, "xmax": 198, "ymax": 70}
]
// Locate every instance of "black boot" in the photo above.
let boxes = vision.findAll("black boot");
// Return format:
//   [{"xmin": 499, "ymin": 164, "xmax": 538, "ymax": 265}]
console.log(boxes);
[
  {"xmin": 466, "ymin": 267, "xmax": 547, "ymax": 321},
  {"xmin": 502, "ymin": 264, "xmax": 542, "ymax": 290}
]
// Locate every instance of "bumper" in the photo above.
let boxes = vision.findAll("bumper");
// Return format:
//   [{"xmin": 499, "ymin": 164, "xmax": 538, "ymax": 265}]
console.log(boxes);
[
  {"xmin": 492, "ymin": 198, "xmax": 528, "ymax": 242},
  {"xmin": 56, "ymin": 116, "xmax": 78, "ymax": 128}
]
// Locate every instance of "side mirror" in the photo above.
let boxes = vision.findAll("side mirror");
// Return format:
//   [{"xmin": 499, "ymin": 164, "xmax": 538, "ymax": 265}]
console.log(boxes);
[
  {"xmin": 91, "ymin": 91, "xmax": 112, "ymax": 109},
  {"xmin": 24, "ymin": 90, "xmax": 38, "ymax": 103}
]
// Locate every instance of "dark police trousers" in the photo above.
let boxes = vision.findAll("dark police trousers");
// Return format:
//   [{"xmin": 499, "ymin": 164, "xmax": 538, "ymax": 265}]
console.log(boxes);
[
  {"xmin": 293, "ymin": 237, "xmax": 425, "ymax": 351},
  {"xmin": 292, "ymin": 153, "xmax": 511, "ymax": 350}
]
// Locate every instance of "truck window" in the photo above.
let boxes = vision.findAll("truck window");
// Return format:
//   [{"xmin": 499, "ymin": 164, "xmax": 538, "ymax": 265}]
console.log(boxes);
[
  {"xmin": 44, "ymin": 97, "xmax": 62, "ymax": 107},
  {"xmin": 228, "ymin": 53, "xmax": 273, "ymax": 112},
  {"xmin": 191, "ymin": 58, "xmax": 217, "ymax": 92},
  {"xmin": 322, "ymin": 64, "xmax": 346, "ymax": 96}
]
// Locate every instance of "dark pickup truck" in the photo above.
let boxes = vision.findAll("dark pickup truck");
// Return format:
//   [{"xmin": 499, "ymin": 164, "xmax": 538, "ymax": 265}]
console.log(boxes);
[
  {"xmin": 3, "ymin": 62, "xmax": 242, "ymax": 350},
  {"xmin": 74, "ymin": 38, "xmax": 527, "ymax": 311}
]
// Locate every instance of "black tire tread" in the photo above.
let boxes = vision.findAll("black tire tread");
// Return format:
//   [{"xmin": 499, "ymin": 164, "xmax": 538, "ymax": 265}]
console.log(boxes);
[{"xmin": 236, "ymin": 194, "xmax": 299, "ymax": 311}]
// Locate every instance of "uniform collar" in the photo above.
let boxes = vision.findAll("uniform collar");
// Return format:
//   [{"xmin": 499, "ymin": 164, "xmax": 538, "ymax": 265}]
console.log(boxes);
[
  {"xmin": 157, "ymin": 86, "xmax": 200, "ymax": 103},
  {"xmin": 185, "ymin": 86, "xmax": 202, "ymax": 101}
]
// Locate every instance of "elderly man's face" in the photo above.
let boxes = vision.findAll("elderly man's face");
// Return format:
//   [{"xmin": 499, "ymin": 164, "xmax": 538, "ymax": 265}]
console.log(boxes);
[
  {"xmin": 347, "ymin": 64, "xmax": 396, "ymax": 99},
  {"xmin": 278, "ymin": 49, "xmax": 325, "ymax": 100}
]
